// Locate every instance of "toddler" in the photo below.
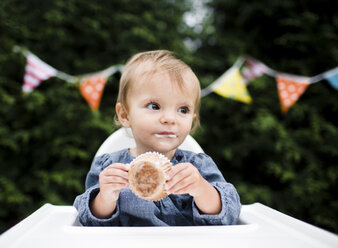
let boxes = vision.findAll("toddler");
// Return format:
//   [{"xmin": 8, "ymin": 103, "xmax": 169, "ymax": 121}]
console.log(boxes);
[{"xmin": 74, "ymin": 50, "xmax": 241, "ymax": 226}]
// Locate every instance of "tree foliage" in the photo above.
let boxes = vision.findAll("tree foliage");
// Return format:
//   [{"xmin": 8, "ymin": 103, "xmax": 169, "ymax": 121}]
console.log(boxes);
[
  {"xmin": 192, "ymin": 0, "xmax": 338, "ymax": 233},
  {"xmin": 0, "ymin": 0, "xmax": 337, "ymax": 234},
  {"xmin": 0, "ymin": 0, "xmax": 191, "ymax": 233}
]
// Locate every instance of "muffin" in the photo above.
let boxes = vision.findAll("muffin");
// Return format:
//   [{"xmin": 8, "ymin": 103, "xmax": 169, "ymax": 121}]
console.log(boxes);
[{"xmin": 128, "ymin": 152, "xmax": 172, "ymax": 201}]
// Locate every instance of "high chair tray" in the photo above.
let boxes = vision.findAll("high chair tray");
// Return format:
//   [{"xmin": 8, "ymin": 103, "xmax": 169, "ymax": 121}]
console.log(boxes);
[{"xmin": 0, "ymin": 202, "xmax": 337, "ymax": 248}]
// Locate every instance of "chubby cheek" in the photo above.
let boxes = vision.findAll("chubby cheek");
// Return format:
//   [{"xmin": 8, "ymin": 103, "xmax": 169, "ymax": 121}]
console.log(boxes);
[
  {"xmin": 132, "ymin": 117, "xmax": 155, "ymax": 134},
  {"xmin": 179, "ymin": 119, "xmax": 193, "ymax": 136}
]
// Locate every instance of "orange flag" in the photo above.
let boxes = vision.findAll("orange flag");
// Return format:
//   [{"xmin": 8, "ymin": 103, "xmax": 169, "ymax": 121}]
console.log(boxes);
[
  {"xmin": 276, "ymin": 75, "xmax": 310, "ymax": 113},
  {"xmin": 79, "ymin": 75, "xmax": 107, "ymax": 111}
]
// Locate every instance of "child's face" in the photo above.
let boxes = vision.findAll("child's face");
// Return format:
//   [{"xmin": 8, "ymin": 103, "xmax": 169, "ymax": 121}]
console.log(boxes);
[{"xmin": 121, "ymin": 72, "xmax": 197, "ymax": 158}]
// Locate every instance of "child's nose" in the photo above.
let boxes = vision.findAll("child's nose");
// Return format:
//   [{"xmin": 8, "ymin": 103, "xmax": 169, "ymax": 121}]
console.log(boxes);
[{"xmin": 160, "ymin": 111, "xmax": 176, "ymax": 124}]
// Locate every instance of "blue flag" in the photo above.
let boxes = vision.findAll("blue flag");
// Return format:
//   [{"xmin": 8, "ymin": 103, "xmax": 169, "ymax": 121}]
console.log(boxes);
[{"xmin": 327, "ymin": 73, "xmax": 338, "ymax": 90}]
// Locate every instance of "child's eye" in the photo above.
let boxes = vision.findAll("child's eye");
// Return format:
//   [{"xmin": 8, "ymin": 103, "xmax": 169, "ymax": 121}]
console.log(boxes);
[
  {"xmin": 178, "ymin": 106, "xmax": 189, "ymax": 114},
  {"xmin": 146, "ymin": 102, "xmax": 160, "ymax": 110}
]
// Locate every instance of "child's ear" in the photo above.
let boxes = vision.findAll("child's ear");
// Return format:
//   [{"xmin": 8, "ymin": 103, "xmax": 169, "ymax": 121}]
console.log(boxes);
[{"xmin": 116, "ymin": 103, "xmax": 130, "ymax": 128}]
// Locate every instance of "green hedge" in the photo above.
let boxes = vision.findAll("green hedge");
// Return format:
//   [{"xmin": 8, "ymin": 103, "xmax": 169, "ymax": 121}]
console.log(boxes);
[{"xmin": 0, "ymin": 0, "xmax": 337, "ymax": 233}]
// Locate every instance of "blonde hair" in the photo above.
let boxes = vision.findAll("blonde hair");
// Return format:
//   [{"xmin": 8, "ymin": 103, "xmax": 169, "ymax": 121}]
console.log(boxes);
[{"xmin": 116, "ymin": 50, "xmax": 201, "ymax": 131}]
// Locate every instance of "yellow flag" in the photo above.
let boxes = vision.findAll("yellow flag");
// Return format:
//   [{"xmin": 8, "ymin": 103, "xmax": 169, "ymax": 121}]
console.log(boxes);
[{"xmin": 213, "ymin": 68, "xmax": 252, "ymax": 103}]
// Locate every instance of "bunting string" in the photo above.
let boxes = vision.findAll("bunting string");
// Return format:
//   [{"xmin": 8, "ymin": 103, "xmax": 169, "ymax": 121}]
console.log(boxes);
[
  {"xmin": 14, "ymin": 46, "xmax": 124, "ymax": 111},
  {"xmin": 13, "ymin": 46, "xmax": 337, "ymax": 113},
  {"xmin": 202, "ymin": 55, "xmax": 337, "ymax": 113}
]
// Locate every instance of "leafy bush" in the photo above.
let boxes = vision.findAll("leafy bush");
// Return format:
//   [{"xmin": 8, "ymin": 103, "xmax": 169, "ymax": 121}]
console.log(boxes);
[{"xmin": 0, "ymin": 0, "xmax": 337, "ymax": 234}]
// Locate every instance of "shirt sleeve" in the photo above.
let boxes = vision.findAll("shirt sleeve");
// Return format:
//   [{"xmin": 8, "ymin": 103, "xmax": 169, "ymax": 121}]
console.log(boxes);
[
  {"xmin": 190, "ymin": 153, "xmax": 241, "ymax": 225},
  {"xmin": 73, "ymin": 154, "xmax": 121, "ymax": 226}
]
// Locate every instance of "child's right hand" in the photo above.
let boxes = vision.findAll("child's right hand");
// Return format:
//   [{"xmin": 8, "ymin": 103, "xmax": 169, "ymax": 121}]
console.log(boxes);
[
  {"xmin": 90, "ymin": 163, "xmax": 129, "ymax": 218},
  {"xmin": 98, "ymin": 163, "xmax": 129, "ymax": 204}
]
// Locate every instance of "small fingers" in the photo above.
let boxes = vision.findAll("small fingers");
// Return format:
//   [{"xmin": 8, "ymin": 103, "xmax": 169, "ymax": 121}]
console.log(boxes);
[
  {"xmin": 103, "ymin": 163, "xmax": 129, "ymax": 179},
  {"xmin": 100, "ymin": 163, "xmax": 130, "ymax": 186},
  {"xmin": 166, "ymin": 163, "xmax": 193, "ymax": 188},
  {"xmin": 103, "ymin": 175, "xmax": 129, "ymax": 184},
  {"xmin": 166, "ymin": 172, "xmax": 191, "ymax": 194},
  {"xmin": 166, "ymin": 178, "xmax": 194, "ymax": 195},
  {"xmin": 167, "ymin": 163, "xmax": 187, "ymax": 180},
  {"xmin": 108, "ymin": 182, "xmax": 129, "ymax": 190},
  {"xmin": 165, "ymin": 163, "xmax": 203, "ymax": 196},
  {"xmin": 106, "ymin": 163, "xmax": 129, "ymax": 172},
  {"xmin": 169, "ymin": 182, "xmax": 194, "ymax": 195}
]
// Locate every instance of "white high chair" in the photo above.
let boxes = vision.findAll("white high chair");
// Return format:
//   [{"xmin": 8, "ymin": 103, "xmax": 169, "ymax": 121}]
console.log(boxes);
[
  {"xmin": 1, "ymin": 128, "xmax": 337, "ymax": 248},
  {"xmin": 95, "ymin": 128, "xmax": 204, "ymax": 157}
]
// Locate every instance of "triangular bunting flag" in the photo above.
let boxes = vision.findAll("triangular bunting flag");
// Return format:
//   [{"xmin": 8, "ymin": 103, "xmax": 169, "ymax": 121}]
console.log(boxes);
[
  {"xmin": 79, "ymin": 75, "xmax": 107, "ymax": 111},
  {"xmin": 22, "ymin": 53, "xmax": 57, "ymax": 92},
  {"xmin": 276, "ymin": 75, "xmax": 310, "ymax": 113},
  {"xmin": 241, "ymin": 57, "xmax": 269, "ymax": 82},
  {"xmin": 326, "ymin": 73, "xmax": 338, "ymax": 90},
  {"xmin": 213, "ymin": 67, "xmax": 252, "ymax": 103}
]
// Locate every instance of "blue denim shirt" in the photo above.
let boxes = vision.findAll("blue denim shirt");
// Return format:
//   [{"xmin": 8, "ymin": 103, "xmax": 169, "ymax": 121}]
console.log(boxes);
[{"xmin": 74, "ymin": 149, "xmax": 241, "ymax": 226}]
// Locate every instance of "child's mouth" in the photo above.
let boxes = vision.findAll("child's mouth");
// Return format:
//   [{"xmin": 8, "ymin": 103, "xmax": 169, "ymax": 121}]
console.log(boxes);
[{"xmin": 155, "ymin": 133, "xmax": 177, "ymax": 138}]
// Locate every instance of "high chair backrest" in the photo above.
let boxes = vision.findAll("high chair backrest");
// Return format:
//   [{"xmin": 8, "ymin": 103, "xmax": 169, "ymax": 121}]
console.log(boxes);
[{"xmin": 95, "ymin": 128, "xmax": 204, "ymax": 157}]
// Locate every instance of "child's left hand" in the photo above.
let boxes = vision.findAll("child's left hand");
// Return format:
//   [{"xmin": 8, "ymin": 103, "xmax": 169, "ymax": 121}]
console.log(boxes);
[{"xmin": 165, "ymin": 163, "xmax": 206, "ymax": 197}]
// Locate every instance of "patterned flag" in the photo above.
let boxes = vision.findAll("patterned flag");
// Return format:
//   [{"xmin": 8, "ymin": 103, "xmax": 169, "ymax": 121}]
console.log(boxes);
[
  {"xmin": 326, "ymin": 73, "xmax": 338, "ymax": 90},
  {"xmin": 276, "ymin": 75, "xmax": 310, "ymax": 113},
  {"xmin": 213, "ymin": 67, "xmax": 252, "ymax": 103},
  {"xmin": 79, "ymin": 75, "xmax": 107, "ymax": 111},
  {"xmin": 22, "ymin": 53, "xmax": 57, "ymax": 93},
  {"xmin": 241, "ymin": 57, "xmax": 269, "ymax": 82}
]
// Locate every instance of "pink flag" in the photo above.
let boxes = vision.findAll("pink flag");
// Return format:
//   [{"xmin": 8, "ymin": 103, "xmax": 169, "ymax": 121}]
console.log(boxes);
[
  {"xmin": 22, "ymin": 53, "xmax": 57, "ymax": 93},
  {"xmin": 241, "ymin": 57, "xmax": 269, "ymax": 82}
]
